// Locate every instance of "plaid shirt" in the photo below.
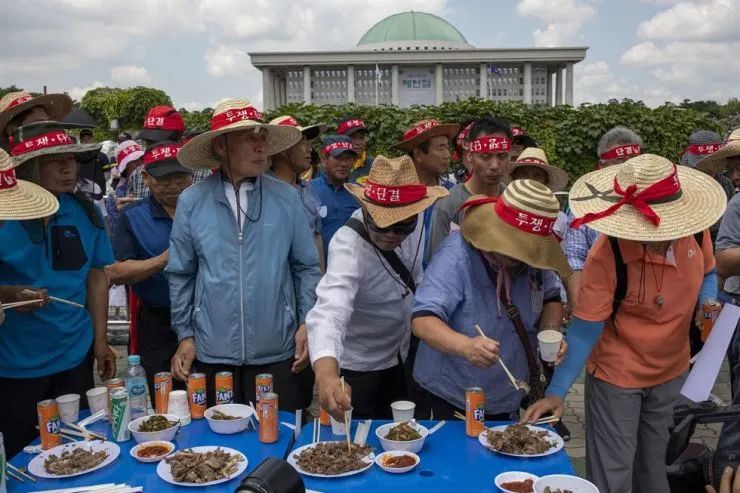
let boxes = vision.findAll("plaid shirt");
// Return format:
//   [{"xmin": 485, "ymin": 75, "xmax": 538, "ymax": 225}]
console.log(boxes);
[
  {"xmin": 192, "ymin": 169, "xmax": 212, "ymax": 184},
  {"xmin": 563, "ymin": 210, "xmax": 599, "ymax": 271},
  {"xmin": 127, "ymin": 166, "xmax": 150, "ymax": 199}
]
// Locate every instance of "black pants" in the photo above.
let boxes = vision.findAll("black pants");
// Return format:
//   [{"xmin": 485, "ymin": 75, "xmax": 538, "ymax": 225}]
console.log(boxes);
[
  {"xmin": 194, "ymin": 357, "xmax": 313, "ymax": 412},
  {"xmin": 413, "ymin": 384, "xmax": 517, "ymax": 422},
  {"xmin": 0, "ymin": 350, "xmax": 94, "ymax": 458},
  {"xmin": 136, "ymin": 303, "xmax": 183, "ymax": 401},
  {"xmin": 341, "ymin": 364, "xmax": 408, "ymax": 419}
]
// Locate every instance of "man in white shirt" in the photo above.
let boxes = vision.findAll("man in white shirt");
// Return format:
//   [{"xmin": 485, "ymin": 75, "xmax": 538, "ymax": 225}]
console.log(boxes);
[{"xmin": 307, "ymin": 155, "xmax": 449, "ymax": 419}]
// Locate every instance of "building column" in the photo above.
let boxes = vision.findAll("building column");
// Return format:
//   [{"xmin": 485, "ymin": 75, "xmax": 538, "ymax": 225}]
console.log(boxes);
[
  {"xmin": 545, "ymin": 68, "xmax": 552, "ymax": 107},
  {"xmin": 479, "ymin": 62, "xmax": 487, "ymax": 99},
  {"xmin": 565, "ymin": 62, "xmax": 574, "ymax": 106},
  {"xmin": 303, "ymin": 66, "xmax": 311, "ymax": 104},
  {"xmin": 347, "ymin": 65, "xmax": 355, "ymax": 104},
  {"xmin": 435, "ymin": 63, "xmax": 444, "ymax": 105},
  {"xmin": 523, "ymin": 62, "xmax": 532, "ymax": 105},
  {"xmin": 391, "ymin": 64, "xmax": 400, "ymax": 106},
  {"xmin": 555, "ymin": 66, "xmax": 563, "ymax": 106},
  {"xmin": 262, "ymin": 68, "xmax": 274, "ymax": 111}
]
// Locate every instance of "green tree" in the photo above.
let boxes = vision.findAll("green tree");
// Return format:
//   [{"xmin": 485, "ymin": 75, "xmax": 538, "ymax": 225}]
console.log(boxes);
[
  {"xmin": 180, "ymin": 108, "xmax": 213, "ymax": 132},
  {"xmin": 79, "ymin": 86, "xmax": 172, "ymax": 135}
]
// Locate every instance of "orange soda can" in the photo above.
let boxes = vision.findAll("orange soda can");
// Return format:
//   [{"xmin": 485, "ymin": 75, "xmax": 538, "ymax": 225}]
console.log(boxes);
[
  {"xmin": 255, "ymin": 373, "xmax": 273, "ymax": 413},
  {"xmin": 106, "ymin": 378, "xmax": 125, "ymax": 423},
  {"xmin": 259, "ymin": 392, "xmax": 279, "ymax": 443},
  {"xmin": 38, "ymin": 399, "xmax": 62, "ymax": 450},
  {"xmin": 319, "ymin": 407, "xmax": 331, "ymax": 426},
  {"xmin": 465, "ymin": 387, "xmax": 486, "ymax": 437},
  {"xmin": 188, "ymin": 373, "xmax": 207, "ymax": 419},
  {"xmin": 154, "ymin": 372, "xmax": 173, "ymax": 414},
  {"xmin": 702, "ymin": 299, "xmax": 722, "ymax": 342},
  {"xmin": 215, "ymin": 372, "xmax": 234, "ymax": 405}
]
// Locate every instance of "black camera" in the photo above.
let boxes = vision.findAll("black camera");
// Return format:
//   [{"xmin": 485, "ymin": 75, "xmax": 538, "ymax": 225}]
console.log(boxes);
[{"xmin": 235, "ymin": 457, "xmax": 305, "ymax": 493}]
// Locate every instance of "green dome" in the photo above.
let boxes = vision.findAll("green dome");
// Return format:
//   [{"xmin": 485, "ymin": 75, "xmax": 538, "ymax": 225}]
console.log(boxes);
[{"xmin": 357, "ymin": 11, "xmax": 471, "ymax": 49}]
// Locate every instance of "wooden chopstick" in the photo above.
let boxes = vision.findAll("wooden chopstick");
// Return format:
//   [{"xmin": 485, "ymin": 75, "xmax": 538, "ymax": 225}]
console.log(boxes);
[
  {"xmin": 6, "ymin": 468, "xmax": 24, "ymax": 482},
  {"xmin": 50, "ymin": 296, "xmax": 85, "ymax": 309},
  {"xmin": 7, "ymin": 463, "xmax": 37, "ymax": 482},
  {"xmin": 340, "ymin": 377, "xmax": 352, "ymax": 454},
  {"xmin": 313, "ymin": 417, "xmax": 320, "ymax": 444},
  {"xmin": 533, "ymin": 416, "xmax": 561, "ymax": 426},
  {"xmin": 453, "ymin": 411, "xmax": 466, "ymax": 421},
  {"xmin": 474, "ymin": 324, "xmax": 524, "ymax": 391},
  {"xmin": 0, "ymin": 299, "xmax": 45, "ymax": 309}
]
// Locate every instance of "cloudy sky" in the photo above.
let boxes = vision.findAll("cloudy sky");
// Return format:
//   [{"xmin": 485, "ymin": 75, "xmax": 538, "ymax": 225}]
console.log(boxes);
[{"xmin": 1, "ymin": 0, "xmax": 736, "ymax": 110}]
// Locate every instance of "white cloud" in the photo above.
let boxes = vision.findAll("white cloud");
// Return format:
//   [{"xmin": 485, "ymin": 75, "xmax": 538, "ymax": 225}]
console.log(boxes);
[
  {"xmin": 65, "ymin": 81, "xmax": 105, "ymax": 102},
  {"xmin": 110, "ymin": 65, "xmax": 151, "ymax": 86},
  {"xmin": 205, "ymin": 45, "xmax": 250, "ymax": 78},
  {"xmin": 574, "ymin": 61, "xmax": 637, "ymax": 104},
  {"xmin": 637, "ymin": 0, "xmax": 739, "ymax": 42},
  {"xmin": 516, "ymin": 0, "xmax": 595, "ymax": 46}
]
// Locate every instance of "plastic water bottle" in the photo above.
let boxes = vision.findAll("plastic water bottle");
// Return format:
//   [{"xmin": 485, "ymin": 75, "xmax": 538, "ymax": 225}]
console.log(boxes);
[{"xmin": 125, "ymin": 355, "xmax": 149, "ymax": 420}]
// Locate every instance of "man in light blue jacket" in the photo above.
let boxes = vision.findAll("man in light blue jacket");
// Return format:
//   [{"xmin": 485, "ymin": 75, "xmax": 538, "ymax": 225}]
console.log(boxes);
[{"xmin": 167, "ymin": 98, "xmax": 321, "ymax": 411}]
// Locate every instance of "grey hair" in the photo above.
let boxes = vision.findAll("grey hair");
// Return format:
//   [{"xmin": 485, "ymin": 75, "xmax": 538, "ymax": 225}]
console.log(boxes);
[
  {"xmin": 597, "ymin": 126, "xmax": 644, "ymax": 157},
  {"xmin": 14, "ymin": 158, "xmax": 42, "ymax": 185}
]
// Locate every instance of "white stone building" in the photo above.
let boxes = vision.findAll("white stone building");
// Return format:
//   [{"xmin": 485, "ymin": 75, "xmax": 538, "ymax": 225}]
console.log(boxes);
[{"xmin": 249, "ymin": 11, "xmax": 588, "ymax": 110}]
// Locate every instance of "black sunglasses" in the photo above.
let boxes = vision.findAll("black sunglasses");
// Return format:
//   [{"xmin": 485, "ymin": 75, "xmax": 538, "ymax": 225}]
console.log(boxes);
[{"xmin": 366, "ymin": 214, "xmax": 418, "ymax": 235}]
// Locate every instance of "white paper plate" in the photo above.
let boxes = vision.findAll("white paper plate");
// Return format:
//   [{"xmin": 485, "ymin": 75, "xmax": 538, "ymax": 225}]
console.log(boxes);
[
  {"xmin": 156, "ymin": 446, "xmax": 248, "ymax": 487},
  {"xmin": 478, "ymin": 425, "xmax": 564, "ymax": 458},
  {"xmin": 288, "ymin": 443, "xmax": 375, "ymax": 478},
  {"xmin": 129, "ymin": 441, "xmax": 175, "ymax": 463},
  {"xmin": 28, "ymin": 441, "xmax": 120, "ymax": 479}
]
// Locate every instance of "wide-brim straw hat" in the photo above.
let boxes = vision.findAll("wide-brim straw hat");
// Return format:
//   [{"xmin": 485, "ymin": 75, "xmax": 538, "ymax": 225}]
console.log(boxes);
[
  {"xmin": 509, "ymin": 147, "xmax": 570, "ymax": 192},
  {"xmin": 269, "ymin": 115, "xmax": 328, "ymax": 142},
  {"xmin": 177, "ymin": 99, "xmax": 302, "ymax": 170},
  {"xmin": 569, "ymin": 153, "xmax": 727, "ymax": 242},
  {"xmin": 393, "ymin": 120, "xmax": 460, "ymax": 152},
  {"xmin": 0, "ymin": 91, "xmax": 73, "ymax": 136},
  {"xmin": 10, "ymin": 121, "xmax": 101, "ymax": 167},
  {"xmin": 0, "ymin": 148, "xmax": 59, "ymax": 220},
  {"xmin": 345, "ymin": 155, "xmax": 449, "ymax": 228},
  {"xmin": 697, "ymin": 129, "xmax": 740, "ymax": 175},
  {"xmin": 460, "ymin": 180, "xmax": 573, "ymax": 279}
]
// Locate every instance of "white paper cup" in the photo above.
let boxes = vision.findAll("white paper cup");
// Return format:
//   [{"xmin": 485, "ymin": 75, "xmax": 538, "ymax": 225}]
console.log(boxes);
[
  {"xmin": 167, "ymin": 390, "xmax": 191, "ymax": 426},
  {"xmin": 86, "ymin": 387, "xmax": 109, "ymax": 416},
  {"xmin": 538, "ymin": 330, "xmax": 564, "ymax": 363},
  {"xmin": 330, "ymin": 407, "xmax": 353, "ymax": 435},
  {"xmin": 390, "ymin": 401, "xmax": 416, "ymax": 423},
  {"xmin": 56, "ymin": 394, "xmax": 81, "ymax": 424}
]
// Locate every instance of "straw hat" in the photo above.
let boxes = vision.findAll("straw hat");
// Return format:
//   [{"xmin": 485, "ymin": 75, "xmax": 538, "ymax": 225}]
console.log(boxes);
[
  {"xmin": 177, "ymin": 98, "xmax": 302, "ymax": 169},
  {"xmin": 10, "ymin": 121, "xmax": 101, "ymax": 167},
  {"xmin": 460, "ymin": 180, "xmax": 573, "ymax": 279},
  {"xmin": 569, "ymin": 154, "xmax": 727, "ymax": 242},
  {"xmin": 345, "ymin": 155, "xmax": 449, "ymax": 228},
  {"xmin": 697, "ymin": 128, "xmax": 740, "ymax": 175},
  {"xmin": 269, "ymin": 115, "xmax": 328, "ymax": 142},
  {"xmin": 393, "ymin": 119, "xmax": 460, "ymax": 152},
  {"xmin": 508, "ymin": 147, "xmax": 569, "ymax": 192},
  {"xmin": 0, "ymin": 91, "xmax": 73, "ymax": 135},
  {"xmin": 0, "ymin": 148, "xmax": 59, "ymax": 220}
]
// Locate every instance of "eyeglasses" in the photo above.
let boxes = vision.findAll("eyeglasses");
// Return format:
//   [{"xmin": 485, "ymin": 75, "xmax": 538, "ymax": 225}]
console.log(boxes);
[{"xmin": 366, "ymin": 215, "xmax": 418, "ymax": 235}]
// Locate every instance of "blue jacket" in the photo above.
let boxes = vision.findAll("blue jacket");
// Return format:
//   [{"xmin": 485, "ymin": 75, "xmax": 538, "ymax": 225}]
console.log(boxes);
[{"xmin": 166, "ymin": 173, "xmax": 321, "ymax": 366}]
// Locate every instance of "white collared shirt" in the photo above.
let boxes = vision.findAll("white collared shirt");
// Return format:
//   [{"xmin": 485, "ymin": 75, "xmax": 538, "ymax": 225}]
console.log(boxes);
[
  {"xmin": 307, "ymin": 208, "xmax": 424, "ymax": 372},
  {"xmin": 223, "ymin": 180, "xmax": 254, "ymax": 230}
]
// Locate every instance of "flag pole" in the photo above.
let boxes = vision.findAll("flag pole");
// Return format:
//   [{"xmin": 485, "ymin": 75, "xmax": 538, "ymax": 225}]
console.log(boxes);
[{"xmin": 375, "ymin": 64, "xmax": 380, "ymax": 106}]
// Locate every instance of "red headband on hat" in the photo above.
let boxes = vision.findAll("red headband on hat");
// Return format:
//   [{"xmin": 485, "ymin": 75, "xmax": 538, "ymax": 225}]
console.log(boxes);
[
  {"xmin": 117, "ymin": 143, "xmax": 142, "ymax": 162},
  {"xmin": 511, "ymin": 127, "xmax": 525, "ymax": 137},
  {"xmin": 600, "ymin": 144, "xmax": 641, "ymax": 161},
  {"xmin": 277, "ymin": 117, "xmax": 300, "ymax": 127},
  {"xmin": 11, "ymin": 131, "xmax": 73, "ymax": 156},
  {"xmin": 7, "ymin": 94, "xmax": 32, "ymax": 109},
  {"xmin": 363, "ymin": 181, "xmax": 427, "ymax": 206},
  {"xmin": 459, "ymin": 196, "xmax": 555, "ymax": 236},
  {"xmin": 322, "ymin": 141, "xmax": 353, "ymax": 155},
  {"xmin": 143, "ymin": 144, "xmax": 180, "ymax": 165},
  {"xmin": 516, "ymin": 157, "xmax": 547, "ymax": 166},
  {"xmin": 468, "ymin": 136, "xmax": 512, "ymax": 154},
  {"xmin": 337, "ymin": 119, "xmax": 365, "ymax": 135},
  {"xmin": 402, "ymin": 121, "xmax": 439, "ymax": 141},
  {"xmin": 681, "ymin": 143, "xmax": 723, "ymax": 156},
  {"xmin": 570, "ymin": 165, "xmax": 682, "ymax": 229},
  {"xmin": 0, "ymin": 168, "xmax": 17, "ymax": 191},
  {"xmin": 210, "ymin": 106, "xmax": 263, "ymax": 131}
]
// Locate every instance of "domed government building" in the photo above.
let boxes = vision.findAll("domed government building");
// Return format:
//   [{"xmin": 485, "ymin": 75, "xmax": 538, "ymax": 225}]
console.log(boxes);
[{"xmin": 249, "ymin": 11, "xmax": 588, "ymax": 109}]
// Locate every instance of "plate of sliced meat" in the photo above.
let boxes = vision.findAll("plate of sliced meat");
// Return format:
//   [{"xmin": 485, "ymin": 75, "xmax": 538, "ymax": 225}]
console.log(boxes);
[
  {"xmin": 156, "ymin": 446, "xmax": 248, "ymax": 487},
  {"xmin": 28, "ymin": 441, "xmax": 120, "ymax": 478},
  {"xmin": 288, "ymin": 441, "xmax": 375, "ymax": 478},
  {"xmin": 479, "ymin": 424, "xmax": 563, "ymax": 458}
]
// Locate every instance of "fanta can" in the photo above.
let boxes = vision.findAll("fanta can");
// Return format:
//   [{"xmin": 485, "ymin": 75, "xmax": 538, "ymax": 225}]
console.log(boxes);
[
  {"xmin": 154, "ymin": 372, "xmax": 173, "ymax": 414},
  {"xmin": 319, "ymin": 407, "xmax": 331, "ymax": 426},
  {"xmin": 255, "ymin": 373, "xmax": 273, "ymax": 413},
  {"xmin": 37, "ymin": 399, "xmax": 62, "ymax": 450},
  {"xmin": 702, "ymin": 299, "xmax": 722, "ymax": 342},
  {"xmin": 259, "ymin": 392, "xmax": 279, "ymax": 444},
  {"xmin": 215, "ymin": 372, "xmax": 234, "ymax": 405},
  {"xmin": 465, "ymin": 387, "xmax": 486, "ymax": 437},
  {"xmin": 188, "ymin": 373, "xmax": 207, "ymax": 419}
]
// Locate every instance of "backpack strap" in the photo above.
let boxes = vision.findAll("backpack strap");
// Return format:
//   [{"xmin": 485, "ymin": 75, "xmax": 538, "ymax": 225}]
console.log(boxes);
[
  {"xmin": 345, "ymin": 218, "xmax": 416, "ymax": 294},
  {"xmin": 609, "ymin": 236, "xmax": 627, "ymax": 335}
]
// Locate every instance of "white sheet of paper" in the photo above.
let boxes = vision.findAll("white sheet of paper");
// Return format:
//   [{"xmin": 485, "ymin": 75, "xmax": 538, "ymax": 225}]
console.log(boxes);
[{"xmin": 680, "ymin": 304, "xmax": 740, "ymax": 402}]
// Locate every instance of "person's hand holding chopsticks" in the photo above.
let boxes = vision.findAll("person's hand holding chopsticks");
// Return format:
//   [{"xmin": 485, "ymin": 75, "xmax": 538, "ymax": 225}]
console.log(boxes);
[
  {"xmin": 314, "ymin": 357, "xmax": 352, "ymax": 422},
  {"xmin": 3, "ymin": 286, "xmax": 50, "ymax": 312}
]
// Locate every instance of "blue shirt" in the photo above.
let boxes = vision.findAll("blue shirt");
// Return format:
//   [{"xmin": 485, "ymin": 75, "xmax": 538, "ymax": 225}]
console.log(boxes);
[
  {"xmin": 563, "ymin": 210, "xmax": 599, "ymax": 270},
  {"xmin": 297, "ymin": 181, "xmax": 322, "ymax": 235},
  {"xmin": 0, "ymin": 193, "xmax": 114, "ymax": 378},
  {"xmin": 309, "ymin": 175, "xmax": 359, "ymax": 259},
  {"xmin": 113, "ymin": 196, "xmax": 173, "ymax": 308},
  {"xmin": 412, "ymin": 232, "xmax": 562, "ymax": 415}
]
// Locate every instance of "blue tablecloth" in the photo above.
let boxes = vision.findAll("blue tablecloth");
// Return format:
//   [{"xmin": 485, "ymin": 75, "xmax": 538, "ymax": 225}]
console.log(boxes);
[
  {"xmin": 291, "ymin": 420, "xmax": 576, "ymax": 493},
  {"xmin": 8, "ymin": 411, "xmax": 297, "ymax": 492}
]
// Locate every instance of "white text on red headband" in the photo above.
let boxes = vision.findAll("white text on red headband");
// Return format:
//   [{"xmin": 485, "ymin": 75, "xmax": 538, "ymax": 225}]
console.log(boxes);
[
  {"xmin": 468, "ymin": 137, "xmax": 512, "ymax": 154},
  {"xmin": 144, "ymin": 144, "xmax": 180, "ymax": 165},
  {"xmin": 118, "ymin": 144, "xmax": 142, "ymax": 161},
  {"xmin": 211, "ymin": 106, "xmax": 264, "ymax": 131},
  {"xmin": 277, "ymin": 117, "xmax": 300, "ymax": 127},
  {"xmin": 7, "ymin": 95, "xmax": 32, "ymax": 109},
  {"xmin": 495, "ymin": 198, "xmax": 555, "ymax": 236},
  {"xmin": 0, "ymin": 169, "xmax": 17, "ymax": 191},
  {"xmin": 11, "ymin": 131, "xmax": 73, "ymax": 156},
  {"xmin": 322, "ymin": 141, "xmax": 354, "ymax": 155},
  {"xmin": 363, "ymin": 181, "xmax": 427, "ymax": 206},
  {"xmin": 600, "ymin": 144, "xmax": 641, "ymax": 161},
  {"xmin": 403, "ymin": 120, "xmax": 439, "ymax": 140},
  {"xmin": 337, "ymin": 119, "xmax": 365, "ymax": 135}
]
